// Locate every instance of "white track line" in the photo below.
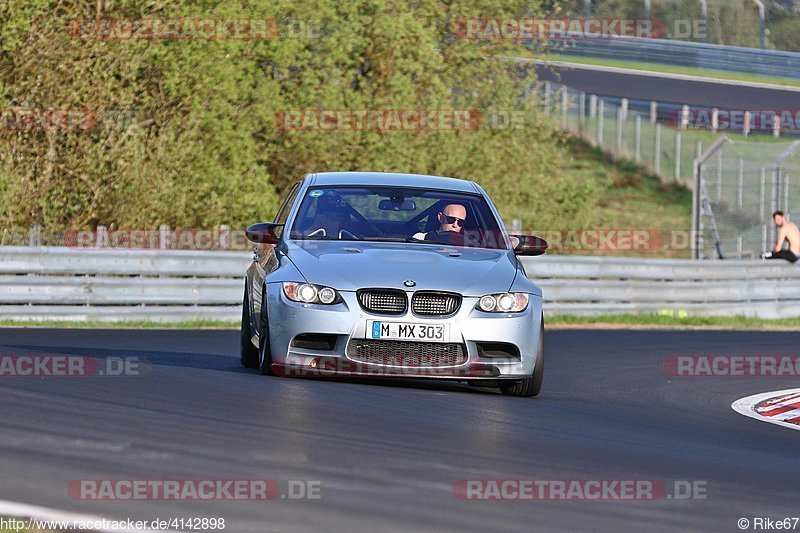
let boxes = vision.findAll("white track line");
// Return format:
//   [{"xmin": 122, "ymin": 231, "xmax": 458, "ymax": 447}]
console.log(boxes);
[
  {"xmin": 519, "ymin": 58, "xmax": 800, "ymax": 92},
  {"xmin": 732, "ymin": 388, "xmax": 800, "ymax": 432},
  {"xmin": 0, "ymin": 498, "xmax": 178, "ymax": 532}
]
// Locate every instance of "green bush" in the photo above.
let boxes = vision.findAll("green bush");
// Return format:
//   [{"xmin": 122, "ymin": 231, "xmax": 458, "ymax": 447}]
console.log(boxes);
[{"xmin": 0, "ymin": 0, "xmax": 596, "ymax": 233}]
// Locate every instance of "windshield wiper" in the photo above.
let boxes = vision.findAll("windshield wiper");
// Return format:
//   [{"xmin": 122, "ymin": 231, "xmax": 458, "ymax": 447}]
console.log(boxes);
[
  {"xmin": 360, "ymin": 237, "xmax": 407, "ymax": 242},
  {"xmin": 404, "ymin": 236, "xmax": 447, "ymax": 244}
]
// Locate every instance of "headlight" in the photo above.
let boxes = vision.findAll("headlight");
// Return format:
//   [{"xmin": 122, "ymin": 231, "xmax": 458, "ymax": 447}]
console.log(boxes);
[
  {"xmin": 283, "ymin": 282, "xmax": 341, "ymax": 304},
  {"xmin": 475, "ymin": 292, "xmax": 529, "ymax": 313}
]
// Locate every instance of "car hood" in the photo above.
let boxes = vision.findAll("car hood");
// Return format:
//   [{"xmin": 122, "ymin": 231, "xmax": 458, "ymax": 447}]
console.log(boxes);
[{"xmin": 285, "ymin": 240, "xmax": 518, "ymax": 295}]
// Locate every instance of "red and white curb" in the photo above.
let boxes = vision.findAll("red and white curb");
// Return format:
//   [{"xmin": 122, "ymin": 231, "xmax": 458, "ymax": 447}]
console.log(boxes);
[{"xmin": 732, "ymin": 388, "xmax": 800, "ymax": 431}]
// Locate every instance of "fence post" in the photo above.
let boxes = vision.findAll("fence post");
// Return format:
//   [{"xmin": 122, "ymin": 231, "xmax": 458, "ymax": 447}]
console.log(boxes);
[
  {"xmin": 219, "ymin": 224, "xmax": 231, "ymax": 250},
  {"xmin": 760, "ymin": 168, "xmax": 767, "ymax": 252},
  {"xmin": 29, "ymin": 224, "xmax": 41, "ymax": 247},
  {"xmin": 675, "ymin": 132, "xmax": 682, "ymax": 182},
  {"xmin": 773, "ymin": 113, "xmax": 781, "ymax": 138},
  {"xmin": 96, "ymin": 225, "xmax": 108, "ymax": 248},
  {"xmin": 589, "ymin": 95, "xmax": 597, "ymax": 119},
  {"xmin": 597, "ymin": 100, "xmax": 605, "ymax": 146},
  {"xmin": 621, "ymin": 98, "xmax": 629, "ymax": 121},
  {"xmin": 160, "ymin": 224, "xmax": 171, "ymax": 250},
  {"xmin": 543, "ymin": 81, "xmax": 551, "ymax": 116},
  {"xmin": 743, "ymin": 111, "xmax": 751, "ymax": 137},
  {"xmin": 769, "ymin": 168, "xmax": 779, "ymax": 246},
  {"xmin": 616, "ymin": 107, "xmax": 624, "ymax": 156},
  {"xmin": 561, "ymin": 86, "xmax": 568, "ymax": 130},
  {"xmin": 737, "ymin": 159, "xmax": 744, "ymax": 208},
  {"xmin": 650, "ymin": 101, "xmax": 657, "ymax": 124},
  {"xmin": 680, "ymin": 105, "xmax": 690, "ymax": 129},
  {"xmin": 784, "ymin": 172, "xmax": 790, "ymax": 213},
  {"xmin": 579, "ymin": 91, "xmax": 586, "ymax": 132},
  {"xmin": 654, "ymin": 123, "xmax": 661, "ymax": 176},
  {"xmin": 635, "ymin": 114, "xmax": 642, "ymax": 163},
  {"xmin": 716, "ymin": 151, "xmax": 723, "ymax": 202},
  {"xmin": 711, "ymin": 108, "xmax": 719, "ymax": 133}
]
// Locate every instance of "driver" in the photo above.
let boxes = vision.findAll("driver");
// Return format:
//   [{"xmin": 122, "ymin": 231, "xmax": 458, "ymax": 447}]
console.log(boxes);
[{"xmin": 412, "ymin": 204, "xmax": 467, "ymax": 241}]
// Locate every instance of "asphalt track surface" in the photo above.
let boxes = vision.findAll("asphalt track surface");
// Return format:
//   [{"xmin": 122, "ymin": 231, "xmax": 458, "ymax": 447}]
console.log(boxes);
[
  {"xmin": 0, "ymin": 328, "xmax": 797, "ymax": 532},
  {"xmin": 534, "ymin": 63, "xmax": 800, "ymax": 109}
]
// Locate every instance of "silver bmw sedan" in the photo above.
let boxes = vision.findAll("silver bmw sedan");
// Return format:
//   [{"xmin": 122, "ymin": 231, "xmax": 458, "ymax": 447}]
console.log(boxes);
[{"xmin": 240, "ymin": 172, "xmax": 548, "ymax": 397}]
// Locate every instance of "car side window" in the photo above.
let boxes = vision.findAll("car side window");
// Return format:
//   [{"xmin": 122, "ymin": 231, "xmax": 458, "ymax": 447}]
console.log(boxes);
[{"xmin": 273, "ymin": 181, "xmax": 301, "ymax": 237}]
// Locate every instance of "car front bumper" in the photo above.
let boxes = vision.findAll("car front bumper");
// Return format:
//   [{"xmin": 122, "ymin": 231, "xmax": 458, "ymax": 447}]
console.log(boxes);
[{"xmin": 264, "ymin": 283, "xmax": 542, "ymax": 380}]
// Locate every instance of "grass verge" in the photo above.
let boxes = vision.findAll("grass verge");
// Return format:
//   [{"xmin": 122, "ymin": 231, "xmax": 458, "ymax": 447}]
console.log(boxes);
[
  {"xmin": 0, "ymin": 319, "xmax": 238, "ymax": 329},
  {"xmin": 548, "ymin": 313, "xmax": 800, "ymax": 330}
]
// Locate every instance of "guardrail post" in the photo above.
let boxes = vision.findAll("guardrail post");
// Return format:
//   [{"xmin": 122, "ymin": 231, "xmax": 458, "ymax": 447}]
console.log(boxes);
[
  {"xmin": 635, "ymin": 115, "xmax": 642, "ymax": 163},
  {"xmin": 597, "ymin": 100, "xmax": 605, "ymax": 146},
  {"xmin": 654, "ymin": 123, "xmax": 661, "ymax": 176},
  {"xmin": 743, "ymin": 111, "xmax": 751, "ymax": 137},
  {"xmin": 561, "ymin": 86, "xmax": 568, "ymax": 130},
  {"xmin": 29, "ymin": 224, "xmax": 41, "ymax": 247},
  {"xmin": 96, "ymin": 225, "xmax": 108, "ymax": 248},
  {"xmin": 675, "ymin": 132, "xmax": 682, "ymax": 182},
  {"xmin": 650, "ymin": 101, "xmax": 657, "ymax": 124},
  {"xmin": 159, "ymin": 224, "xmax": 171, "ymax": 250},
  {"xmin": 616, "ymin": 107, "xmax": 624, "ymax": 155}
]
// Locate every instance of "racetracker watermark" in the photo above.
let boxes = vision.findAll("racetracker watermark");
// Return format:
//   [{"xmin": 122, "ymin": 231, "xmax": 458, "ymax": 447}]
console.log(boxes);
[
  {"xmin": 668, "ymin": 108, "xmax": 800, "ymax": 132},
  {"xmin": 530, "ymin": 229, "xmax": 702, "ymax": 253},
  {"xmin": 67, "ymin": 18, "xmax": 321, "ymax": 40},
  {"xmin": 277, "ymin": 356, "xmax": 493, "ymax": 378},
  {"xmin": 275, "ymin": 109, "xmax": 485, "ymax": 132},
  {"xmin": 454, "ymin": 18, "xmax": 665, "ymax": 40},
  {"xmin": 453, "ymin": 479, "xmax": 707, "ymax": 500},
  {"xmin": 0, "ymin": 108, "xmax": 139, "ymax": 133},
  {"xmin": 65, "ymin": 228, "xmax": 251, "ymax": 250},
  {"xmin": 665, "ymin": 356, "xmax": 800, "ymax": 377},
  {"xmin": 0, "ymin": 355, "xmax": 140, "ymax": 377},
  {"xmin": 68, "ymin": 479, "xmax": 321, "ymax": 500}
]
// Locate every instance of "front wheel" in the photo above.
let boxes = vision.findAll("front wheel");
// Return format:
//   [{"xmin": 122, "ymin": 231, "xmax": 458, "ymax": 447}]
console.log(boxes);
[{"xmin": 500, "ymin": 317, "xmax": 544, "ymax": 397}]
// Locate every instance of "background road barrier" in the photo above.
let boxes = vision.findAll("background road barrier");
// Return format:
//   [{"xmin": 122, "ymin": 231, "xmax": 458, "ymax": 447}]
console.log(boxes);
[{"xmin": 1, "ymin": 247, "xmax": 798, "ymax": 321}]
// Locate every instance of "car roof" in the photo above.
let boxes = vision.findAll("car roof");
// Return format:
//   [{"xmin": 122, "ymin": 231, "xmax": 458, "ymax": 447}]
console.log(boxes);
[{"xmin": 308, "ymin": 172, "xmax": 480, "ymax": 193}]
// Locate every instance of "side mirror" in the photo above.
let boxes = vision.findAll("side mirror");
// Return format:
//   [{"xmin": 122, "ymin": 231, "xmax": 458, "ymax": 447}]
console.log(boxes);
[
  {"xmin": 246, "ymin": 222, "xmax": 283, "ymax": 245},
  {"xmin": 510, "ymin": 234, "xmax": 548, "ymax": 256}
]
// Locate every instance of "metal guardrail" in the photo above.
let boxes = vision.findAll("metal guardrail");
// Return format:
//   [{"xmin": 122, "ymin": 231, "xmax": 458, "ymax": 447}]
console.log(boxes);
[
  {"xmin": 556, "ymin": 36, "xmax": 800, "ymax": 79},
  {"xmin": 1, "ymin": 247, "xmax": 798, "ymax": 321}
]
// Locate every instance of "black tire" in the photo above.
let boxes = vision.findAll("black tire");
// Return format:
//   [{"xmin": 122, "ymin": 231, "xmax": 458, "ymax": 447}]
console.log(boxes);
[
  {"xmin": 500, "ymin": 317, "xmax": 544, "ymax": 397},
  {"xmin": 258, "ymin": 288, "xmax": 273, "ymax": 375},
  {"xmin": 240, "ymin": 285, "xmax": 259, "ymax": 369}
]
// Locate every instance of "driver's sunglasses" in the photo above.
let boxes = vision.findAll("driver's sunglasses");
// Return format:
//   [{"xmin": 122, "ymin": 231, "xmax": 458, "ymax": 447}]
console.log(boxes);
[{"xmin": 441, "ymin": 213, "xmax": 465, "ymax": 226}]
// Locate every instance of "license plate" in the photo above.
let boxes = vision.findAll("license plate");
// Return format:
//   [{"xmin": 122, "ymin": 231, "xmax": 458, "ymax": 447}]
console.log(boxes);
[{"xmin": 368, "ymin": 321, "xmax": 449, "ymax": 342}]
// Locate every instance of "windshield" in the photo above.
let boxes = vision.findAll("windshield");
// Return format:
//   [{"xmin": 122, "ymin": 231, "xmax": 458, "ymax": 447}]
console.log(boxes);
[{"xmin": 289, "ymin": 186, "xmax": 508, "ymax": 249}]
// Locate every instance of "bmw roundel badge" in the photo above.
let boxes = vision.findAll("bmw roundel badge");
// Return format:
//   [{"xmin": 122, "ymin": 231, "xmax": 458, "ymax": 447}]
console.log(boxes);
[{"xmin": 403, "ymin": 280, "xmax": 416, "ymax": 287}]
